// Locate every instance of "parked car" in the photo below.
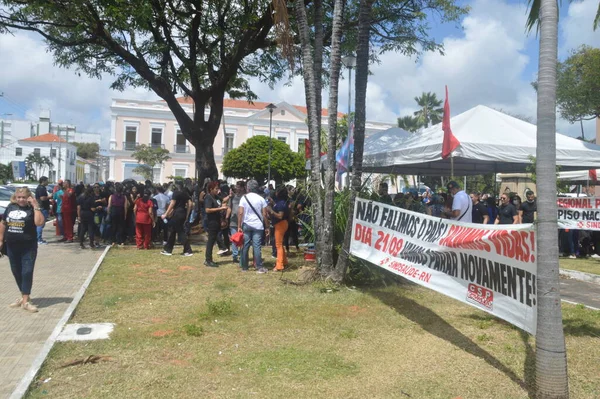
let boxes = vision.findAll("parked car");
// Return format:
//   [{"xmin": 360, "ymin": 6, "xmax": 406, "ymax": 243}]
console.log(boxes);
[{"xmin": 0, "ymin": 187, "xmax": 13, "ymax": 208}]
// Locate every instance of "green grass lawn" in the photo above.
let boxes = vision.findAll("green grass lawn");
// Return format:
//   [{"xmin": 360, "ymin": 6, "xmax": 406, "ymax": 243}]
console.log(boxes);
[
  {"xmin": 26, "ymin": 247, "xmax": 600, "ymax": 399},
  {"xmin": 560, "ymin": 257, "xmax": 600, "ymax": 275}
]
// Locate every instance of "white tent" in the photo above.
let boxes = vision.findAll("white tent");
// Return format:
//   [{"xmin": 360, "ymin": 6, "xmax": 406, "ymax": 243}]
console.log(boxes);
[{"xmin": 363, "ymin": 105, "xmax": 600, "ymax": 176}]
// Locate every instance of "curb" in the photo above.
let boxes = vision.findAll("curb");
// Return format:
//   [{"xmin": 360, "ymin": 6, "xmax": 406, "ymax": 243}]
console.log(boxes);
[
  {"xmin": 560, "ymin": 268, "xmax": 600, "ymax": 286},
  {"xmin": 561, "ymin": 299, "xmax": 600, "ymax": 311},
  {"xmin": 9, "ymin": 245, "xmax": 112, "ymax": 399}
]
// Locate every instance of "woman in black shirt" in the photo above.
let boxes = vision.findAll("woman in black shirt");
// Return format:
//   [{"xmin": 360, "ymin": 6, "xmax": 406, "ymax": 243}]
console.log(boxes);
[
  {"xmin": 203, "ymin": 181, "xmax": 228, "ymax": 267},
  {"xmin": 161, "ymin": 184, "xmax": 193, "ymax": 256},
  {"xmin": 77, "ymin": 186, "xmax": 99, "ymax": 249},
  {"xmin": 0, "ymin": 187, "xmax": 46, "ymax": 312}
]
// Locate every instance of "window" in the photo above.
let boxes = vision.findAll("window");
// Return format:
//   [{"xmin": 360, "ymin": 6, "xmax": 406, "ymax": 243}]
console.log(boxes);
[
  {"xmin": 152, "ymin": 167, "xmax": 161, "ymax": 183},
  {"xmin": 34, "ymin": 148, "xmax": 40, "ymax": 156},
  {"xmin": 277, "ymin": 136, "xmax": 287, "ymax": 144},
  {"xmin": 297, "ymin": 139, "xmax": 306, "ymax": 154},
  {"xmin": 174, "ymin": 129, "xmax": 188, "ymax": 153},
  {"xmin": 224, "ymin": 133, "xmax": 234, "ymax": 154},
  {"xmin": 280, "ymin": 110, "xmax": 286, "ymax": 116},
  {"xmin": 124, "ymin": 126, "xmax": 137, "ymax": 150},
  {"xmin": 174, "ymin": 168, "xmax": 186, "ymax": 178},
  {"xmin": 15, "ymin": 147, "xmax": 22, "ymax": 156},
  {"xmin": 51, "ymin": 149, "xmax": 57, "ymax": 157},
  {"xmin": 151, "ymin": 127, "xmax": 162, "ymax": 148}
]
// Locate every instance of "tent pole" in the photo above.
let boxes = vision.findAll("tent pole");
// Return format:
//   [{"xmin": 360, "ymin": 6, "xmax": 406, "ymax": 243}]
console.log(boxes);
[{"xmin": 450, "ymin": 155, "xmax": 454, "ymax": 178}]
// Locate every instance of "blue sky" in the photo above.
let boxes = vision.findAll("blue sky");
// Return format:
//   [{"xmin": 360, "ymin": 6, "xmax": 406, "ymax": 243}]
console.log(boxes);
[{"xmin": 0, "ymin": 0, "xmax": 599, "ymax": 142}]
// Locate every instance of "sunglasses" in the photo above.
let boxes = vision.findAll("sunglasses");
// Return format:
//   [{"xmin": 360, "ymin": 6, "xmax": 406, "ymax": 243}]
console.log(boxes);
[{"xmin": 501, "ymin": 197, "xmax": 508, "ymax": 200}]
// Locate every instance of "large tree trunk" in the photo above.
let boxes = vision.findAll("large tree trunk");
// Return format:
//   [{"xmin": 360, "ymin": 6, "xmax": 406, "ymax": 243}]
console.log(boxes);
[
  {"xmin": 535, "ymin": 0, "xmax": 569, "ymax": 397},
  {"xmin": 333, "ymin": 0, "xmax": 374, "ymax": 282},
  {"xmin": 294, "ymin": 0, "xmax": 324, "ymax": 266},
  {"xmin": 321, "ymin": 0, "xmax": 345, "ymax": 276}
]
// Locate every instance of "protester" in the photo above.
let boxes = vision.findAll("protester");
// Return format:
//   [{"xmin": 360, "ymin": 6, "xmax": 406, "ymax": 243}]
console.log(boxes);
[
  {"xmin": 53, "ymin": 181, "xmax": 66, "ymax": 240},
  {"xmin": 226, "ymin": 181, "xmax": 245, "ymax": 263},
  {"xmin": 444, "ymin": 181, "xmax": 472, "ymax": 222},
  {"xmin": 77, "ymin": 185, "xmax": 98, "ymax": 249},
  {"xmin": 470, "ymin": 191, "xmax": 489, "ymax": 224},
  {"xmin": 485, "ymin": 196, "xmax": 499, "ymax": 225},
  {"xmin": 161, "ymin": 183, "xmax": 193, "ymax": 257},
  {"xmin": 153, "ymin": 186, "xmax": 170, "ymax": 245},
  {"xmin": 512, "ymin": 194, "xmax": 523, "ymax": 223},
  {"xmin": 34, "ymin": 176, "xmax": 50, "ymax": 244},
  {"xmin": 108, "ymin": 182, "xmax": 128, "ymax": 246},
  {"xmin": 284, "ymin": 185, "xmax": 300, "ymax": 254},
  {"xmin": 216, "ymin": 182, "xmax": 232, "ymax": 256},
  {"xmin": 61, "ymin": 180, "xmax": 76, "ymax": 242},
  {"xmin": 495, "ymin": 194, "xmax": 519, "ymax": 225},
  {"xmin": 238, "ymin": 179, "xmax": 269, "ymax": 273},
  {"xmin": 269, "ymin": 186, "xmax": 290, "ymax": 271},
  {"xmin": 203, "ymin": 181, "xmax": 228, "ymax": 267},
  {"xmin": 0, "ymin": 188, "xmax": 46, "ymax": 312},
  {"xmin": 377, "ymin": 182, "xmax": 393, "ymax": 205},
  {"xmin": 520, "ymin": 190, "xmax": 537, "ymax": 224},
  {"xmin": 134, "ymin": 189, "xmax": 154, "ymax": 249}
]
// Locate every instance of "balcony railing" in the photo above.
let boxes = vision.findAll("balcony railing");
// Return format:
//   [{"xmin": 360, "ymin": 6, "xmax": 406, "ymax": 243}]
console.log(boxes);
[
  {"xmin": 174, "ymin": 144, "xmax": 190, "ymax": 153},
  {"xmin": 150, "ymin": 143, "xmax": 165, "ymax": 149},
  {"xmin": 122, "ymin": 141, "xmax": 138, "ymax": 151}
]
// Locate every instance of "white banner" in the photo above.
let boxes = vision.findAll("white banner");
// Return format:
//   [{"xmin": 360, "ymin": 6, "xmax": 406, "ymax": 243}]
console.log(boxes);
[
  {"xmin": 350, "ymin": 198, "xmax": 538, "ymax": 335},
  {"xmin": 557, "ymin": 197, "xmax": 600, "ymax": 230}
]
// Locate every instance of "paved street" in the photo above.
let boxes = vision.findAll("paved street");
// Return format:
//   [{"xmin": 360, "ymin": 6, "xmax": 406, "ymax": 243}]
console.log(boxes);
[
  {"xmin": 0, "ymin": 224, "xmax": 104, "ymax": 399},
  {"xmin": 560, "ymin": 276, "xmax": 600, "ymax": 309}
]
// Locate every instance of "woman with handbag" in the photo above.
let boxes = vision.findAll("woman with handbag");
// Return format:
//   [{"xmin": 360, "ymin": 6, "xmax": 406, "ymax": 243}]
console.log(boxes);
[{"xmin": 0, "ymin": 187, "xmax": 46, "ymax": 312}]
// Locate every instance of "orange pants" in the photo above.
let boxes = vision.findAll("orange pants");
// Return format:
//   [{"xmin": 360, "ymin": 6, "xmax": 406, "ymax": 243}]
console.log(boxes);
[
  {"xmin": 274, "ymin": 220, "xmax": 288, "ymax": 270},
  {"xmin": 136, "ymin": 223, "xmax": 152, "ymax": 249}
]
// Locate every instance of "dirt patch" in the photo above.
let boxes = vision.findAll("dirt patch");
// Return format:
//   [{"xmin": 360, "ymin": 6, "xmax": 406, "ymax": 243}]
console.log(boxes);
[
  {"xmin": 151, "ymin": 317, "xmax": 165, "ymax": 324},
  {"xmin": 152, "ymin": 330, "xmax": 175, "ymax": 338},
  {"xmin": 158, "ymin": 269, "xmax": 172, "ymax": 274},
  {"xmin": 169, "ymin": 359, "xmax": 190, "ymax": 367},
  {"xmin": 131, "ymin": 264, "xmax": 142, "ymax": 268},
  {"xmin": 178, "ymin": 266, "xmax": 196, "ymax": 271},
  {"xmin": 348, "ymin": 305, "xmax": 367, "ymax": 313}
]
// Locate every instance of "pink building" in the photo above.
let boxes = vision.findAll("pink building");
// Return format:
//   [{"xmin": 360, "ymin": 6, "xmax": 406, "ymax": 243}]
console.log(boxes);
[{"xmin": 109, "ymin": 97, "xmax": 392, "ymax": 182}]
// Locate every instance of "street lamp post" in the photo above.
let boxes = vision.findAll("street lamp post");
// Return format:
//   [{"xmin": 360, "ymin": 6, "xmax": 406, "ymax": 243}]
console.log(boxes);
[
  {"xmin": 266, "ymin": 103, "xmax": 277, "ymax": 186},
  {"xmin": 341, "ymin": 55, "xmax": 356, "ymax": 187}
]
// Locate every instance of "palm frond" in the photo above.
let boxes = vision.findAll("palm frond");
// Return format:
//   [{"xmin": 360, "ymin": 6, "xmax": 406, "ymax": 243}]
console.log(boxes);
[{"xmin": 594, "ymin": 2, "xmax": 600, "ymax": 30}]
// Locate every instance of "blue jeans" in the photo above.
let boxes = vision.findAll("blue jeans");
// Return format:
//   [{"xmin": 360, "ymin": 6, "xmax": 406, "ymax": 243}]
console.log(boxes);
[
  {"xmin": 36, "ymin": 209, "xmax": 49, "ymax": 242},
  {"xmin": 7, "ymin": 242, "xmax": 38, "ymax": 295},
  {"xmin": 241, "ymin": 223, "xmax": 263, "ymax": 270},
  {"xmin": 230, "ymin": 226, "xmax": 240, "ymax": 260}
]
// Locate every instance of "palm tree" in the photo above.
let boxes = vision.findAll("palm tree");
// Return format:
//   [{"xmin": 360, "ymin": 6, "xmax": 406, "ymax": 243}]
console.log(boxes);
[
  {"xmin": 333, "ymin": 0, "xmax": 375, "ymax": 281},
  {"xmin": 397, "ymin": 115, "xmax": 423, "ymax": 132},
  {"xmin": 526, "ymin": 0, "xmax": 600, "ymax": 31},
  {"xmin": 413, "ymin": 92, "xmax": 443, "ymax": 128},
  {"xmin": 528, "ymin": 0, "xmax": 569, "ymax": 397},
  {"xmin": 25, "ymin": 153, "xmax": 44, "ymax": 180},
  {"xmin": 321, "ymin": 0, "xmax": 345, "ymax": 275}
]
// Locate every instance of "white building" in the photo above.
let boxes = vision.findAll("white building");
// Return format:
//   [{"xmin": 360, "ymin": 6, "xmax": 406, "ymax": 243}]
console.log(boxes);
[
  {"xmin": 108, "ymin": 97, "xmax": 394, "ymax": 182},
  {"xmin": 14, "ymin": 133, "xmax": 78, "ymax": 182}
]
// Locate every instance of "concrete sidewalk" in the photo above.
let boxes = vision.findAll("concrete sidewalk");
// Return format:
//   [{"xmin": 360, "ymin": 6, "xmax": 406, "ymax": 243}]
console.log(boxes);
[{"xmin": 0, "ymin": 227, "xmax": 106, "ymax": 399}]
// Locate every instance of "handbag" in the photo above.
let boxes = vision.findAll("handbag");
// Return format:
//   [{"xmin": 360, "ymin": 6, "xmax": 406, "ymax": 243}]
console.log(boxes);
[{"xmin": 231, "ymin": 231, "xmax": 244, "ymax": 248}]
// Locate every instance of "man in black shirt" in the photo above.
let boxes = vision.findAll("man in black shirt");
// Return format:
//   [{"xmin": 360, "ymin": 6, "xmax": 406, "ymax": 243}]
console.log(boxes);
[
  {"xmin": 470, "ymin": 192, "xmax": 489, "ymax": 224},
  {"xmin": 35, "ymin": 176, "xmax": 50, "ymax": 244},
  {"xmin": 520, "ymin": 190, "xmax": 537, "ymax": 223},
  {"xmin": 495, "ymin": 194, "xmax": 518, "ymax": 224}
]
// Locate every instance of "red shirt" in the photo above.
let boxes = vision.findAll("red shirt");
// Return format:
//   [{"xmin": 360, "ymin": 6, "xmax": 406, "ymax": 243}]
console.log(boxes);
[
  {"xmin": 61, "ymin": 188, "xmax": 75, "ymax": 211},
  {"xmin": 135, "ymin": 198, "xmax": 153, "ymax": 225}
]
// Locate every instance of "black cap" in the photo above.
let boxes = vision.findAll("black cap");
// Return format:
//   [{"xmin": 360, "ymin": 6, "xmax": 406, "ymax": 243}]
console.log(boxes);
[{"xmin": 446, "ymin": 180, "xmax": 460, "ymax": 190}]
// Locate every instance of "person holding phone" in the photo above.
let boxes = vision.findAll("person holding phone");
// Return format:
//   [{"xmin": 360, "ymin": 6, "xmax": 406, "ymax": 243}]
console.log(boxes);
[{"xmin": 0, "ymin": 187, "xmax": 46, "ymax": 312}]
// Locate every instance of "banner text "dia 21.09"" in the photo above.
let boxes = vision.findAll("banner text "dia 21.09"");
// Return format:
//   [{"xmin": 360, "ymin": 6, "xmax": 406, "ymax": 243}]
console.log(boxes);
[{"xmin": 350, "ymin": 198, "xmax": 537, "ymax": 335}]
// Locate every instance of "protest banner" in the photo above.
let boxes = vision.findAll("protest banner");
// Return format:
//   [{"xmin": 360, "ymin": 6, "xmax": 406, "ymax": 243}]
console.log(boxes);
[
  {"xmin": 350, "ymin": 198, "xmax": 538, "ymax": 335},
  {"xmin": 557, "ymin": 197, "xmax": 600, "ymax": 230}
]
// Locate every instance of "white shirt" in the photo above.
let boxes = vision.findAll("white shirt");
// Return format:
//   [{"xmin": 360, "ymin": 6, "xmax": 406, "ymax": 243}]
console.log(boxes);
[
  {"xmin": 153, "ymin": 193, "xmax": 169, "ymax": 216},
  {"xmin": 239, "ymin": 193, "xmax": 268, "ymax": 230},
  {"xmin": 451, "ymin": 190, "xmax": 472, "ymax": 223}
]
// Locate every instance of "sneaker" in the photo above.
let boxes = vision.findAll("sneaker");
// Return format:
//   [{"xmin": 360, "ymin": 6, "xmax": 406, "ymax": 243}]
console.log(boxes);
[
  {"xmin": 217, "ymin": 249, "xmax": 228, "ymax": 255},
  {"xmin": 591, "ymin": 254, "xmax": 600, "ymax": 259},
  {"xmin": 66, "ymin": 240, "xmax": 74, "ymax": 243},
  {"xmin": 9, "ymin": 297, "xmax": 23, "ymax": 308},
  {"xmin": 22, "ymin": 301, "xmax": 38, "ymax": 313},
  {"xmin": 232, "ymin": 257, "xmax": 239, "ymax": 263},
  {"xmin": 257, "ymin": 267, "xmax": 268, "ymax": 274},
  {"xmin": 160, "ymin": 250, "xmax": 172, "ymax": 256},
  {"xmin": 38, "ymin": 240, "xmax": 47, "ymax": 245},
  {"xmin": 182, "ymin": 252, "xmax": 193, "ymax": 257},
  {"xmin": 80, "ymin": 244, "xmax": 86, "ymax": 250},
  {"xmin": 568, "ymin": 255, "xmax": 576, "ymax": 259},
  {"xmin": 58, "ymin": 237, "xmax": 67, "ymax": 242},
  {"xmin": 204, "ymin": 260, "xmax": 219, "ymax": 268}
]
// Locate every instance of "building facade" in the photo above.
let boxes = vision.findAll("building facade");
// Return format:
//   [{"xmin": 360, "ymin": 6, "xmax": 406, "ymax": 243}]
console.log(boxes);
[
  {"xmin": 15, "ymin": 134, "xmax": 78, "ymax": 182},
  {"xmin": 108, "ymin": 97, "xmax": 393, "ymax": 182}
]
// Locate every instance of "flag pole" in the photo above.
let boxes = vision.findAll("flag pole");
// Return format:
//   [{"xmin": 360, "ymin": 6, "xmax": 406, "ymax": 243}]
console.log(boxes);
[{"xmin": 450, "ymin": 153, "xmax": 454, "ymax": 178}]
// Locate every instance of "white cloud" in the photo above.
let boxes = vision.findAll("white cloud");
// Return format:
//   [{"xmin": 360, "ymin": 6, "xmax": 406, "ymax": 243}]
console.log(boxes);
[{"xmin": 560, "ymin": 0, "xmax": 600, "ymax": 56}]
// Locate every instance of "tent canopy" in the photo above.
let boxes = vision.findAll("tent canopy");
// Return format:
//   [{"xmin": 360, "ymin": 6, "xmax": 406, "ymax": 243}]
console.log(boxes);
[{"xmin": 363, "ymin": 105, "xmax": 600, "ymax": 176}]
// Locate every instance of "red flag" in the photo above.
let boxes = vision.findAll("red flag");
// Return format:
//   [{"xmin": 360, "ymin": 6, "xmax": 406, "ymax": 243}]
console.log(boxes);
[
  {"xmin": 304, "ymin": 139, "xmax": 311, "ymax": 159},
  {"xmin": 590, "ymin": 169, "xmax": 597, "ymax": 181},
  {"xmin": 441, "ymin": 85, "xmax": 460, "ymax": 159}
]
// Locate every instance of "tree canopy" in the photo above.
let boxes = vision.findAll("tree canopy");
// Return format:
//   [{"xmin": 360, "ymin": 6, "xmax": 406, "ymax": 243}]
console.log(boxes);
[
  {"xmin": 131, "ymin": 144, "xmax": 170, "ymax": 181},
  {"xmin": 397, "ymin": 115, "xmax": 422, "ymax": 132},
  {"xmin": 72, "ymin": 142, "xmax": 99, "ymax": 160},
  {"xmin": 221, "ymin": 135, "xmax": 306, "ymax": 185},
  {"xmin": 413, "ymin": 91, "xmax": 443, "ymax": 128}
]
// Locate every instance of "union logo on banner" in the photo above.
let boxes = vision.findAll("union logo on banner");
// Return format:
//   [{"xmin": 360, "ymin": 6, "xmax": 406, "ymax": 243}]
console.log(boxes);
[{"xmin": 466, "ymin": 283, "xmax": 494, "ymax": 311}]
